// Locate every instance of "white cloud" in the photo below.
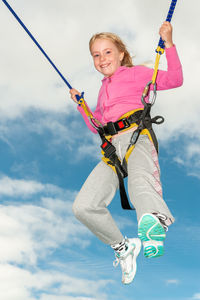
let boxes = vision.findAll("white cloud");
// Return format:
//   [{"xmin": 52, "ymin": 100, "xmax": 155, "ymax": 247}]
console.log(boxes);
[
  {"xmin": 0, "ymin": 200, "xmax": 90, "ymax": 265},
  {"xmin": 193, "ymin": 294, "xmax": 200, "ymax": 300},
  {"xmin": 0, "ymin": 175, "xmax": 76, "ymax": 198},
  {"xmin": 0, "ymin": 175, "xmax": 107, "ymax": 300},
  {"xmin": 186, "ymin": 143, "xmax": 200, "ymax": 162},
  {"xmin": 0, "ymin": 176, "xmax": 91, "ymax": 266},
  {"xmin": 0, "ymin": 175, "xmax": 44, "ymax": 197},
  {"xmin": 165, "ymin": 279, "xmax": 180, "ymax": 285},
  {"xmin": 40, "ymin": 297, "xmax": 97, "ymax": 300},
  {"xmin": 0, "ymin": 264, "xmax": 35, "ymax": 300},
  {"xmin": 0, "ymin": 264, "xmax": 111, "ymax": 300},
  {"xmin": 172, "ymin": 140, "xmax": 200, "ymax": 179}
]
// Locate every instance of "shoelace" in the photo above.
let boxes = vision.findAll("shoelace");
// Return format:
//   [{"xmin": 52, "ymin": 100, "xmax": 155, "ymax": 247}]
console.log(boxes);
[
  {"xmin": 113, "ymin": 241, "xmax": 129, "ymax": 268},
  {"xmin": 113, "ymin": 254, "xmax": 128, "ymax": 274},
  {"xmin": 153, "ymin": 213, "xmax": 168, "ymax": 232},
  {"xmin": 113, "ymin": 255, "xmax": 120, "ymax": 267}
]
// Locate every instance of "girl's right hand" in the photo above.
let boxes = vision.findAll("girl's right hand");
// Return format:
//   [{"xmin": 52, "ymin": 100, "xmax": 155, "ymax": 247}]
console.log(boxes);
[{"xmin": 69, "ymin": 88, "xmax": 81, "ymax": 104}]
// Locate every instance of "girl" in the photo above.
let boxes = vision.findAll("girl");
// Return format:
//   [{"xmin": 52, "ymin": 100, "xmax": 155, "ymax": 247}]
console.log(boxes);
[{"xmin": 70, "ymin": 22, "xmax": 183, "ymax": 284}]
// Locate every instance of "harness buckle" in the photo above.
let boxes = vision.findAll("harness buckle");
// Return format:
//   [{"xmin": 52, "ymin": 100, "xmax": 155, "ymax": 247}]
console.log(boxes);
[
  {"xmin": 116, "ymin": 118, "xmax": 130, "ymax": 131},
  {"xmin": 106, "ymin": 122, "xmax": 118, "ymax": 135},
  {"xmin": 130, "ymin": 128, "xmax": 141, "ymax": 145},
  {"xmin": 101, "ymin": 139, "xmax": 116, "ymax": 158}
]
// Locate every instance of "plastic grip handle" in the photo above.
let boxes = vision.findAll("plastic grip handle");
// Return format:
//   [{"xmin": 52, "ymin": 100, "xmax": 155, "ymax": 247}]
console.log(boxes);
[
  {"xmin": 158, "ymin": 0, "xmax": 178, "ymax": 49},
  {"xmin": 75, "ymin": 92, "xmax": 84, "ymax": 105}
]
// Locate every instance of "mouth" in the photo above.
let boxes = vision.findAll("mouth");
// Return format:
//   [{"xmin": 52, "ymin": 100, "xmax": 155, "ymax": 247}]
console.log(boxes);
[{"xmin": 100, "ymin": 63, "xmax": 110, "ymax": 69}]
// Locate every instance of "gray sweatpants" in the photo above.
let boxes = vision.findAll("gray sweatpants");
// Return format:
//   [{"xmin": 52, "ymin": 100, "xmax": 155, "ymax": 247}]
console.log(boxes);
[{"xmin": 72, "ymin": 132, "xmax": 174, "ymax": 245}]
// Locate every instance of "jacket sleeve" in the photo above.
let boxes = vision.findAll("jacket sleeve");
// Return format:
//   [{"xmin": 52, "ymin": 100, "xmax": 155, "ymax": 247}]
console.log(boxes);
[
  {"xmin": 155, "ymin": 45, "xmax": 183, "ymax": 90},
  {"xmin": 134, "ymin": 45, "xmax": 183, "ymax": 91}
]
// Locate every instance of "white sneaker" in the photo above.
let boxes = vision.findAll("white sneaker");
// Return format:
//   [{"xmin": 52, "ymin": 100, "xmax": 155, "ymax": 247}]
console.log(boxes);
[{"xmin": 113, "ymin": 238, "xmax": 141, "ymax": 284}]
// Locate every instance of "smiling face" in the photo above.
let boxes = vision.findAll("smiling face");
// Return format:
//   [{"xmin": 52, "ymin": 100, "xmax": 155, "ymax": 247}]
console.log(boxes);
[{"xmin": 90, "ymin": 38, "xmax": 124, "ymax": 77}]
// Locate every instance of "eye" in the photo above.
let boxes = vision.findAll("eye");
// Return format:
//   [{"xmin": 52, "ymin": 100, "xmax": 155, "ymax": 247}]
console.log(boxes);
[
  {"xmin": 93, "ymin": 54, "xmax": 99, "ymax": 58},
  {"xmin": 106, "ymin": 50, "xmax": 111, "ymax": 54},
  {"xmin": 93, "ymin": 53, "xmax": 99, "ymax": 58}
]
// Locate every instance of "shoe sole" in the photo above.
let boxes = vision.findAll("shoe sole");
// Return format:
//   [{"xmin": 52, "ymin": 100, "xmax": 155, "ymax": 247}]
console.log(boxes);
[{"xmin": 138, "ymin": 214, "xmax": 166, "ymax": 258}]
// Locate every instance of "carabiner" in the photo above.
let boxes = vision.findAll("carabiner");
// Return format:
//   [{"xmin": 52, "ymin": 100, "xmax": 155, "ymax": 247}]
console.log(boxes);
[{"xmin": 141, "ymin": 81, "xmax": 157, "ymax": 107}]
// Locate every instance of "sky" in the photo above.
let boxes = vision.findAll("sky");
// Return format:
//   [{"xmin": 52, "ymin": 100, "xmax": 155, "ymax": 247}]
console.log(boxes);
[{"xmin": 0, "ymin": 0, "xmax": 200, "ymax": 299}]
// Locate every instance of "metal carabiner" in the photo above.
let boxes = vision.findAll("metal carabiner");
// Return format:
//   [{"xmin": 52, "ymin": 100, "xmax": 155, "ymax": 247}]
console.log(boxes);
[{"xmin": 141, "ymin": 81, "xmax": 157, "ymax": 107}]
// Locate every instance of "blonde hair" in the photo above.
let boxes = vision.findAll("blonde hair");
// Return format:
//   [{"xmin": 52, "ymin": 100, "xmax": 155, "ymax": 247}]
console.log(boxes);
[{"xmin": 89, "ymin": 32, "xmax": 133, "ymax": 68}]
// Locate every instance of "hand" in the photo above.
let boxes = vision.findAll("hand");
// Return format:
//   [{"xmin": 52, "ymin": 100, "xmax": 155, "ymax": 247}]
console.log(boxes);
[
  {"xmin": 69, "ymin": 88, "xmax": 81, "ymax": 104},
  {"xmin": 159, "ymin": 21, "xmax": 173, "ymax": 48}
]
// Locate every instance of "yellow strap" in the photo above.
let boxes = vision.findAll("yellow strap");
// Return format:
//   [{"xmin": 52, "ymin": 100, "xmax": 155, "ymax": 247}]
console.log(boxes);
[
  {"xmin": 102, "ymin": 129, "xmax": 153, "ymax": 174},
  {"xmin": 78, "ymin": 97, "xmax": 94, "ymax": 119},
  {"xmin": 124, "ymin": 128, "xmax": 153, "ymax": 162},
  {"xmin": 151, "ymin": 46, "xmax": 165, "ymax": 85},
  {"xmin": 78, "ymin": 97, "xmax": 103, "ymax": 127},
  {"xmin": 152, "ymin": 53, "xmax": 161, "ymax": 85}
]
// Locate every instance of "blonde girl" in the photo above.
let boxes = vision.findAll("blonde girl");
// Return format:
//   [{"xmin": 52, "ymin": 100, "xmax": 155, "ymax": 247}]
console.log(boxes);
[{"xmin": 70, "ymin": 22, "xmax": 183, "ymax": 284}]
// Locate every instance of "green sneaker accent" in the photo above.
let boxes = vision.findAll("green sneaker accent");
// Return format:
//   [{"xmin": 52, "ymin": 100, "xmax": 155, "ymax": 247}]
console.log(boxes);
[
  {"xmin": 138, "ymin": 214, "xmax": 166, "ymax": 242},
  {"xmin": 138, "ymin": 214, "xmax": 166, "ymax": 258},
  {"xmin": 143, "ymin": 243, "xmax": 164, "ymax": 258}
]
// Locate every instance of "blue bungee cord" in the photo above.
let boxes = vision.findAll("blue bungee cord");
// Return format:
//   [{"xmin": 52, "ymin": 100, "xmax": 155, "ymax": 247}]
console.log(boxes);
[
  {"xmin": 2, "ymin": 0, "xmax": 73, "ymax": 90},
  {"xmin": 156, "ymin": 0, "xmax": 178, "ymax": 53}
]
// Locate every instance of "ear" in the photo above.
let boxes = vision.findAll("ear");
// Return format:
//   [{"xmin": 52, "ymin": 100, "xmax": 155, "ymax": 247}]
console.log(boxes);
[{"xmin": 120, "ymin": 52, "xmax": 124, "ymax": 62}]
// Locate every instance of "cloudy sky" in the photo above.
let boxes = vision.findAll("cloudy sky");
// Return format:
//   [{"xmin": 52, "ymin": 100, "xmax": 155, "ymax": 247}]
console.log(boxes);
[{"xmin": 0, "ymin": 0, "xmax": 200, "ymax": 299}]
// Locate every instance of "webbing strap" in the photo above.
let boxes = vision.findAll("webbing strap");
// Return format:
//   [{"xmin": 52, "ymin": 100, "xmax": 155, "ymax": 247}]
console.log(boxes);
[{"xmin": 115, "ymin": 165, "xmax": 133, "ymax": 210}]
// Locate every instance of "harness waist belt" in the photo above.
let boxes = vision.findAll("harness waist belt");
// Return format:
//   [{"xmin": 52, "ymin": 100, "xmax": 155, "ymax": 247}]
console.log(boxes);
[{"xmin": 103, "ymin": 110, "xmax": 143, "ymax": 136}]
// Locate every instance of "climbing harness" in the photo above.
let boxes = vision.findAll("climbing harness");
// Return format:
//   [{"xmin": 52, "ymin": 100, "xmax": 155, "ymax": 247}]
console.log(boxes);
[
  {"xmin": 2, "ymin": 0, "xmax": 178, "ymax": 210},
  {"xmin": 99, "ymin": 108, "xmax": 163, "ymax": 210}
]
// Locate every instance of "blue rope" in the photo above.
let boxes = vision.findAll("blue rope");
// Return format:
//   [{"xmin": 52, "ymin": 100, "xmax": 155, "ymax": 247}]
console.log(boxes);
[
  {"xmin": 157, "ymin": 0, "xmax": 178, "ymax": 51},
  {"xmin": 2, "ymin": 0, "xmax": 72, "ymax": 89}
]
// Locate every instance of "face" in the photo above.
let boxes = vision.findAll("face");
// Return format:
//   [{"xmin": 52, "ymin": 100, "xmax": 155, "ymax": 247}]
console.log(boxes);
[{"xmin": 90, "ymin": 38, "xmax": 124, "ymax": 77}]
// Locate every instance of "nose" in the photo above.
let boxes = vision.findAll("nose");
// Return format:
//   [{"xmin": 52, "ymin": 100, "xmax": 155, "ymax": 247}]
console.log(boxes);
[{"xmin": 100, "ymin": 54, "xmax": 106, "ymax": 62}]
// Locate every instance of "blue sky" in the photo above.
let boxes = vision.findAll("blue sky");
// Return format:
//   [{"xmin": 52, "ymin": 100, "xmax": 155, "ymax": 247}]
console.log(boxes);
[{"xmin": 0, "ymin": 0, "xmax": 200, "ymax": 299}]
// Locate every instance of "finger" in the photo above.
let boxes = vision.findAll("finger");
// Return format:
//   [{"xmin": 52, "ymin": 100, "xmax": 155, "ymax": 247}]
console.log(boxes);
[{"xmin": 163, "ymin": 21, "xmax": 171, "ymax": 26}]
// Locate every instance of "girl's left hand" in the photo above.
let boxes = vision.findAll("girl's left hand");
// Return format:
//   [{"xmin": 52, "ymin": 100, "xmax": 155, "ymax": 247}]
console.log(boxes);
[{"xmin": 159, "ymin": 21, "xmax": 173, "ymax": 48}]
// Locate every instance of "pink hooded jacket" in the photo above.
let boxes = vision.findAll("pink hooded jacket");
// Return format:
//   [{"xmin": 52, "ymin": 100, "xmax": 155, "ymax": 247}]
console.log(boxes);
[{"xmin": 78, "ymin": 45, "xmax": 183, "ymax": 133}]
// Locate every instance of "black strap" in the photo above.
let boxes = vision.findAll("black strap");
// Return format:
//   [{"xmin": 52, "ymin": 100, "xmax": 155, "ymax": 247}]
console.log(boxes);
[
  {"xmin": 100, "ymin": 135, "xmax": 134, "ymax": 210},
  {"xmin": 115, "ymin": 165, "xmax": 133, "ymax": 210},
  {"xmin": 139, "ymin": 103, "xmax": 164, "ymax": 153}
]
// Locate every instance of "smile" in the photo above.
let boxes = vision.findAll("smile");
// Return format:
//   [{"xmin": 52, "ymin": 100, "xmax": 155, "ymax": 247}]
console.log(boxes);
[{"xmin": 100, "ymin": 63, "xmax": 110, "ymax": 69}]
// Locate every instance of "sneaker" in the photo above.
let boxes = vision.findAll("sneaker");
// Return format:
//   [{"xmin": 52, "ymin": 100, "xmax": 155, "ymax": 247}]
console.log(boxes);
[
  {"xmin": 113, "ymin": 238, "xmax": 141, "ymax": 284},
  {"xmin": 138, "ymin": 213, "xmax": 166, "ymax": 258}
]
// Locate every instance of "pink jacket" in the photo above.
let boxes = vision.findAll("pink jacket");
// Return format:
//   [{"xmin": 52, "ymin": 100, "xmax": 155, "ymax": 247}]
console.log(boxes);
[{"xmin": 78, "ymin": 45, "xmax": 183, "ymax": 134}]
